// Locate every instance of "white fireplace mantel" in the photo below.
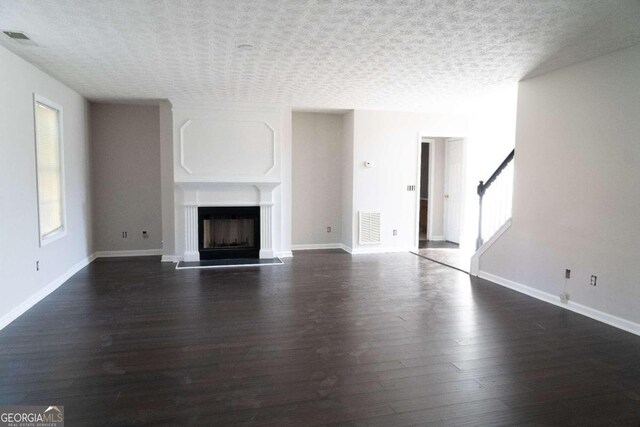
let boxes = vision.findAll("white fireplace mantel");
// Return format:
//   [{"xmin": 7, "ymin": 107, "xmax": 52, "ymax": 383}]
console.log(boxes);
[{"xmin": 175, "ymin": 180, "xmax": 280, "ymax": 261}]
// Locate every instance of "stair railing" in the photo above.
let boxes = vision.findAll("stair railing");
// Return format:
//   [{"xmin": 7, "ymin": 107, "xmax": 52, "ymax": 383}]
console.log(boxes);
[{"xmin": 476, "ymin": 149, "xmax": 515, "ymax": 250}]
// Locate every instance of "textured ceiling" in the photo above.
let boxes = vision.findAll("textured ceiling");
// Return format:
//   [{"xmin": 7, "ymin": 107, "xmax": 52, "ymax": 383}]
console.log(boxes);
[{"xmin": 1, "ymin": 0, "xmax": 640, "ymax": 112}]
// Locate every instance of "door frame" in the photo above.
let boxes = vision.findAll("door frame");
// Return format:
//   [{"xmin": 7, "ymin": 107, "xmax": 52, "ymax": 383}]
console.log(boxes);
[
  {"xmin": 414, "ymin": 136, "xmax": 436, "ymax": 249},
  {"xmin": 443, "ymin": 137, "xmax": 467, "ymax": 244}
]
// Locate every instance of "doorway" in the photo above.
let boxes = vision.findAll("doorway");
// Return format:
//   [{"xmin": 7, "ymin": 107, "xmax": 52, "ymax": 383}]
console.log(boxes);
[
  {"xmin": 417, "ymin": 137, "xmax": 465, "ymax": 247},
  {"xmin": 415, "ymin": 137, "xmax": 470, "ymax": 272},
  {"xmin": 418, "ymin": 141, "xmax": 430, "ymax": 244}
]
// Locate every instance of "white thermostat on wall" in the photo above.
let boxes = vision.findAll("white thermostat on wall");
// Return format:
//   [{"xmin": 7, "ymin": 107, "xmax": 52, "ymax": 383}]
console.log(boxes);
[{"xmin": 364, "ymin": 161, "xmax": 375, "ymax": 168}]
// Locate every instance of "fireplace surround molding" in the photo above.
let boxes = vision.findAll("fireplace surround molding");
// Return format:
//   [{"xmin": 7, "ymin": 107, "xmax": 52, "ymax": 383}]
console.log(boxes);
[
  {"xmin": 168, "ymin": 103, "xmax": 292, "ymax": 263},
  {"xmin": 176, "ymin": 181, "xmax": 280, "ymax": 261}
]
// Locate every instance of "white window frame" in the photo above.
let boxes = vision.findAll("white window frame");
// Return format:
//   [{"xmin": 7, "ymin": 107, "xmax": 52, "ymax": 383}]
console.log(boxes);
[{"xmin": 33, "ymin": 94, "xmax": 67, "ymax": 246}]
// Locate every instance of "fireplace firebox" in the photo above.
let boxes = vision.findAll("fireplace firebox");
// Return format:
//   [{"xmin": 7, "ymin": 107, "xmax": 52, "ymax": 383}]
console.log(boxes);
[{"xmin": 198, "ymin": 206, "xmax": 260, "ymax": 259}]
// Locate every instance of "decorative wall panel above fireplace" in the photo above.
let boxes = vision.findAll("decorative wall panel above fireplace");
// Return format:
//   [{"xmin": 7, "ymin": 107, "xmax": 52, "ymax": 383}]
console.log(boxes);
[
  {"xmin": 173, "ymin": 106, "xmax": 282, "ymax": 184},
  {"xmin": 179, "ymin": 119, "xmax": 275, "ymax": 177}
]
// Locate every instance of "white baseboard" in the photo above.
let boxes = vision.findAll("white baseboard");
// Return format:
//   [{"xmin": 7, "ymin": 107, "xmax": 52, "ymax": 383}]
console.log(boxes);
[
  {"xmin": 275, "ymin": 251, "xmax": 293, "ymax": 258},
  {"xmin": 95, "ymin": 249, "xmax": 163, "ymax": 258},
  {"xmin": 292, "ymin": 243, "xmax": 345, "ymax": 251},
  {"xmin": 478, "ymin": 271, "xmax": 640, "ymax": 337},
  {"xmin": 348, "ymin": 246, "xmax": 417, "ymax": 255},
  {"xmin": 470, "ymin": 218, "xmax": 512, "ymax": 276},
  {"xmin": 429, "ymin": 235, "xmax": 445, "ymax": 241},
  {"xmin": 0, "ymin": 253, "xmax": 96, "ymax": 331}
]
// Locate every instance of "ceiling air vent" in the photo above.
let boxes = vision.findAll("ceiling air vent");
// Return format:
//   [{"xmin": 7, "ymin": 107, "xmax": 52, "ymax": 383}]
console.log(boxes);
[{"xmin": 2, "ymin": 31, "xmax": 37, "ymax": 46}]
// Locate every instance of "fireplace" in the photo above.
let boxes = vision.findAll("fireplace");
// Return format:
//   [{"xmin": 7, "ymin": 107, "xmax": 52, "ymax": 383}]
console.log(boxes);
[
  {"xmin": 177, "ymin": 182, "xmax": 278, "ymax": 261},
  {"xmin": 198, "ymin": 206, "xmax": 260, "ymax": 259}
]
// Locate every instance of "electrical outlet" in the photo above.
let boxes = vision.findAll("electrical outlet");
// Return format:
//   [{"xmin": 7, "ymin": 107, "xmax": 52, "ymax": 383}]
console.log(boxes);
[
  {"xmin": 36, "ymin": 260, "xmax": 40, "ymax": 271},
  {"xmin": 560, "ymin": 292, "xmax": 569, "ymax": 304},
  {"xmin": 142, "ymin": 230, "xmax": 148, "ymax": 238},
  {"xmin": 590, "ymin": 275, "xmax": 597, "ymax": 286},
  {"xmin": 565, "ymin": 269, "xmax": 571, "ymax": 279},
  {"xmin": 122, "ymin": 231, "xmax": 128, "ymax": 238},
  {"xmin": 393, "ymin": 229, "xmax": 398, "ymax": 236},
  {"xmin": 327, "ymin": 226, "xmax": 331, "ymax": 233}
]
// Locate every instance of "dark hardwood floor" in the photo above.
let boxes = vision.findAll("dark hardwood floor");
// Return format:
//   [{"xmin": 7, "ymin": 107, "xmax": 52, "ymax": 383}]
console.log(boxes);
[
  {"xmin": 1, "ymin": 250, "xmax": 639, "ymax": 425},
  {"xmin": 418, "ymin": 241, "xmax": 459, "ymax": 249}
]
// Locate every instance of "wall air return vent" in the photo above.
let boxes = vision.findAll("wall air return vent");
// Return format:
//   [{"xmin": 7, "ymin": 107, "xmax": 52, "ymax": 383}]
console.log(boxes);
[{"xmin": 359, "ymin": 211, "xmax": 381, "ymax": 245}]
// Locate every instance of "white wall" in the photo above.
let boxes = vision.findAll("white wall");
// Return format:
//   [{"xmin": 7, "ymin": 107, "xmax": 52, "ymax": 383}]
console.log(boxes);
[
  {"xmin": 341, "ymin": 111, "xmax": 355, "ymax": 249},
  {"xmin": 292, "ymin": 112, "xmax": 344, "ymax": 247},
  {"xmin": 349, "ymin": 110, "xmax": 468, "ymax": 252},
  {"xmin": 90, "ymin": 103, "xmax": 162, "ymax": 253},
  {"xmin": 280, "ymin": 106, "xmax": 293, "ymax": 257},
  {"xmin": 159, "ymin": 100, "xmax": 175, "ymax": 259},
  {"xmin": 0, "ymin": 45, "xmax": 92, "ymax": 328},
  {"xmin": 479, "ymin": 44, "xmax": 640, "ymax": 330}
]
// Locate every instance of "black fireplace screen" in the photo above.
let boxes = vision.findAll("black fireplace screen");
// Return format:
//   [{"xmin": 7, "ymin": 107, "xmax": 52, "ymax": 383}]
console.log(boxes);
[
  {"xmin": 198, "ymin": 206, "xmax": 260, "ymax": 259},
  {"xmin": 202, "ymin": 218, "xmax": 255, "ymax": 248}
]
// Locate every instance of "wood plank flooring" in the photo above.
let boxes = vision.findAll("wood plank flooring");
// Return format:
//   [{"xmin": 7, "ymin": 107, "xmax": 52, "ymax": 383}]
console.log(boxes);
[
  {"xmin": 1, "ymin": 250, "xmax": 639, "ymax": 425},
  {"xmin": 413, "ymin": 247, "xmax": 473, "ymax": 274}
]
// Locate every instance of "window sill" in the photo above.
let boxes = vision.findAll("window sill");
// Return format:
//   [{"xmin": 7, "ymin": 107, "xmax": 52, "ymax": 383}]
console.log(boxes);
[{"xmin": 40, "ymin": 228, "xmax": 67, "ymax": 247}]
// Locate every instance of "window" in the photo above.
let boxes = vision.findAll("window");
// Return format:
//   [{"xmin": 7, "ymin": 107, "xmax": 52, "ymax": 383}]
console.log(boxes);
[{"xmin": 34, "ymin": 95, "xmax": 65, "ymax": 245}]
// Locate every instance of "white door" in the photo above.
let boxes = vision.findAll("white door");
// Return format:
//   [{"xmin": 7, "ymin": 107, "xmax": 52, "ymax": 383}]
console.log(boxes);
[{"xmin": 444, "ymin": 139, "xmax": 464, "ymax": 243}]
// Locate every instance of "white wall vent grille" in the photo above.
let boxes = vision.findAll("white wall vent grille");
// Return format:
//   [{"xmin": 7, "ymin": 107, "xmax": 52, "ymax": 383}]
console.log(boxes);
[{"xmin": 359, "ymin": 211, "xmax": 381, "ymax": 245}]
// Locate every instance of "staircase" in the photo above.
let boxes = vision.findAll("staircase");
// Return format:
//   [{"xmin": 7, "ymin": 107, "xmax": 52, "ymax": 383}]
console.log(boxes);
[{"xmin": 475, "ymin": 149, "xmax": 515, "ymax": 250}]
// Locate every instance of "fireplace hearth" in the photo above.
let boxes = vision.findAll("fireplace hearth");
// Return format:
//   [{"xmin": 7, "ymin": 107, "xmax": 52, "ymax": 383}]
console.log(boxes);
[{"xmin": 198, "ymin": 206, "xmax": 260, "ymax": 259}]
